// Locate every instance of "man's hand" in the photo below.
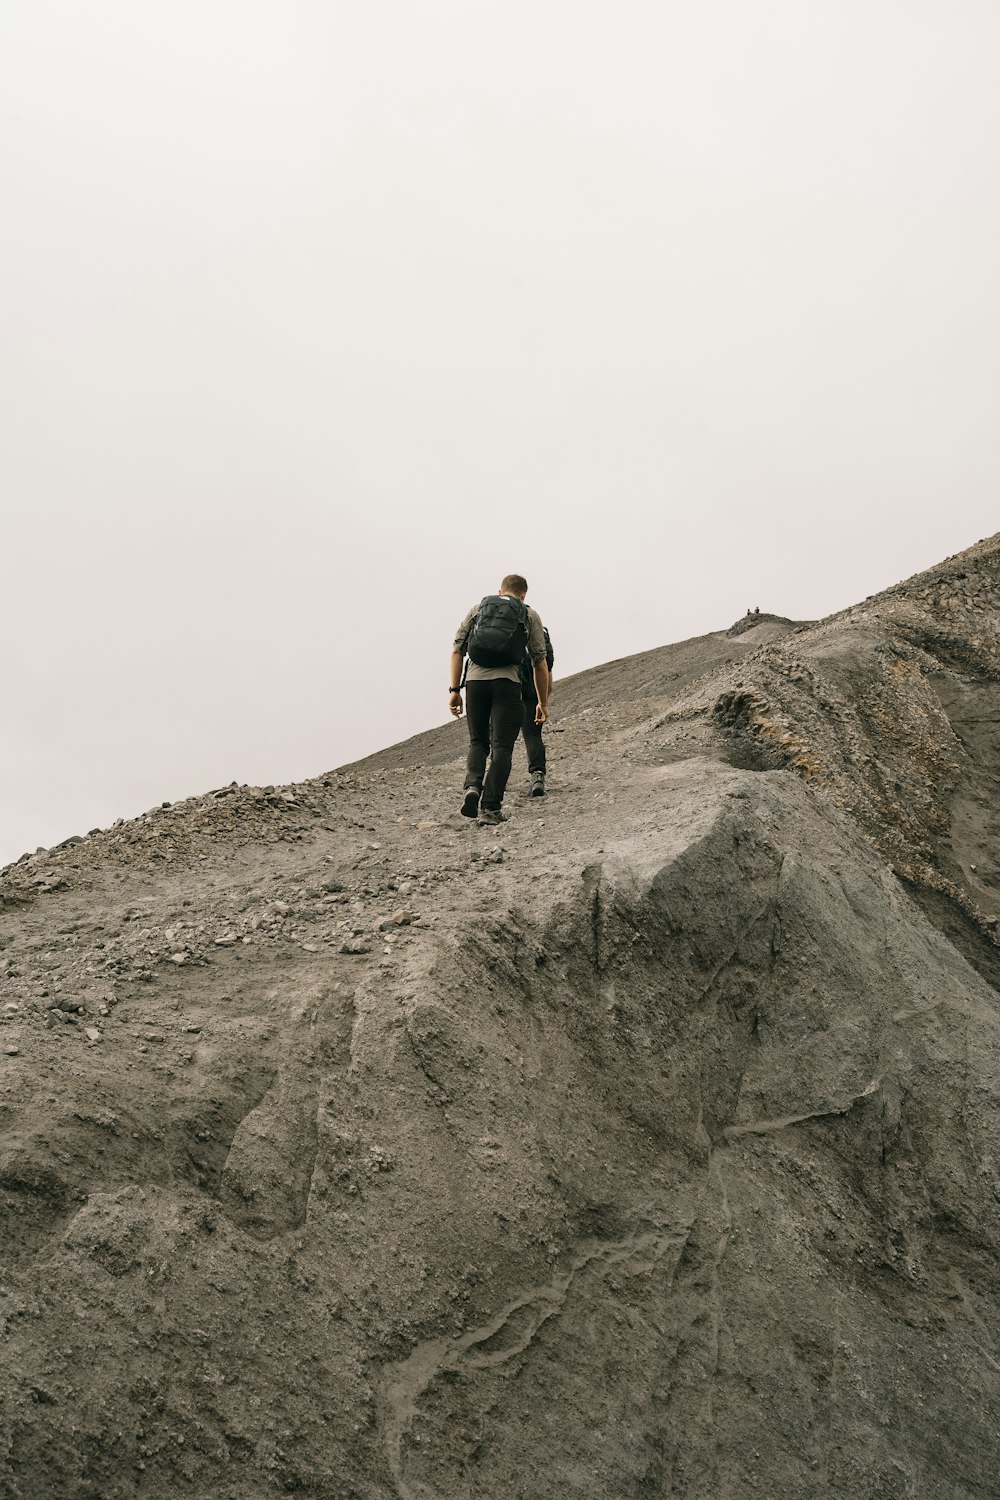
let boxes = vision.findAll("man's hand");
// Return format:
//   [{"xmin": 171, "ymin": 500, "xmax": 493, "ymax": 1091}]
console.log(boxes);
[
  {"xmin": 449, "ymin": 691, "xmax": 464, "ymax": 719},
  {"xmin": 534, "ymin": 702, "xmax": 549, "ymax": 725}
]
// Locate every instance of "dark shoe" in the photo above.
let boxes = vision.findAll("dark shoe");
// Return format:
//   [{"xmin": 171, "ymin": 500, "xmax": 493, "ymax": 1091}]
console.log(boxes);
[
  {"xmin": 461, "ymin": 788, "xmax": 481, "ymax": 819},
  {"xmin": 477, "ymin": 808, "xmax": 507, "ymax": 826},
  {"xmin": 529, "ymin": 772, "xmax": 546, "ymax": 798}
]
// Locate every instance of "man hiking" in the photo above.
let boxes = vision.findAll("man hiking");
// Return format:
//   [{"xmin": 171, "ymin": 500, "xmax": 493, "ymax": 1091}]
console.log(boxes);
[
  {"xmin": 518, "ymin": 621, "xmax": 554, "ymax": 797},
  {"xmin": 449, "ymin": 575, "xmax": 549, "ymax": 825}
]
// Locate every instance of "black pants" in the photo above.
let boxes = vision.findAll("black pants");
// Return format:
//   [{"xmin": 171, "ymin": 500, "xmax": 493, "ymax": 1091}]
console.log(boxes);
[
  {"xmin": 520, "ymin": 697, "xmax": 546, "ymax": 774},
  {"xmin": 464, "ymin": 679, "xmax": 523, "ymax": 810}
]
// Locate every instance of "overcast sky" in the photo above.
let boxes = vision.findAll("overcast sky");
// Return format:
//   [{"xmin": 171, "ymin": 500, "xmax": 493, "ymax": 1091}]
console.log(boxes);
[{"xmin": 2, "ymin": 1, "xmax": 998, "ymax": 866}]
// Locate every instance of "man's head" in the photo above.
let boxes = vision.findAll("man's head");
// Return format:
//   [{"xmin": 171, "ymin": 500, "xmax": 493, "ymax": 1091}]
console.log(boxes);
[{"xmin": 500, "ymin": 573, "xmax": 529, "ymax": 601}]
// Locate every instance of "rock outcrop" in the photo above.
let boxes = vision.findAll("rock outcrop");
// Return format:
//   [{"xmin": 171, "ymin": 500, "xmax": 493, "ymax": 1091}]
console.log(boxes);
[{"xmin": 1, "ymin": 534, "xmax": 999, "ymax": 1498}]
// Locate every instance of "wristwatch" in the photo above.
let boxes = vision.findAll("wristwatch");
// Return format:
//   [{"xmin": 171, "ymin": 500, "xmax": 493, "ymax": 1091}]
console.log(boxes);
[{"xmin": 449, "ymin": 687, "xmax": 461, "ymax": 694}]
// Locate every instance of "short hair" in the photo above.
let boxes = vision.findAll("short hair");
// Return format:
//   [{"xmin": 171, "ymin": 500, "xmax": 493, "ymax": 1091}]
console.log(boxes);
[{"xmin": 500, "ymin": 573, "xmax": 528, "ymax": 595}]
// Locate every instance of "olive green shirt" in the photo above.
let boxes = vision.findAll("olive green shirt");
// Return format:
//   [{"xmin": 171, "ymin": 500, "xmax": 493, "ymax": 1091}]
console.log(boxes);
[{"xmin": 454, "ymin": 599, "xmax": 547, "ymax": 684}]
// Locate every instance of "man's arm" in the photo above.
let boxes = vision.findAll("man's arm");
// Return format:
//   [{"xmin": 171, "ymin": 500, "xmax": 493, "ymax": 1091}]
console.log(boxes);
[
  {"xmin": 449, "ymin": 650, "xmax": 464, "ymax": 718},
  {"xmin": 449, "ymin": 607, "xmax": 476, "ymax": 718},
  {"xmin": 526, "ymin": 609, "xmax": 550, "ymax": 723},
  {"xmin": 532, "ymin": 661, "xmax": 549, "ymax": 724}
]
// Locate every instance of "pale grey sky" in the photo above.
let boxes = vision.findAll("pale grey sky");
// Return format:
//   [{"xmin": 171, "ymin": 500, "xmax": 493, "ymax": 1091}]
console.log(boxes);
[{"xmin": 2, "ymin": 1, "xmax": 998, "ymax": 866}]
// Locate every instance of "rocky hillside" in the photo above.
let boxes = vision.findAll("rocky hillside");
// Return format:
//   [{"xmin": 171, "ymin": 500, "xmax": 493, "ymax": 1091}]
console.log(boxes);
[{"xmin": 1, "ymin": 534, "xmax": 999, "ymax": 1498}]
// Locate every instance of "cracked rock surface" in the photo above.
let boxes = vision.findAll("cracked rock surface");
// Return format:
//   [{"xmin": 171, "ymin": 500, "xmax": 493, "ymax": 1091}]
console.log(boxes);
[{"xmin": 2, "ymin": 534, "xmax": 1000, "ymax": 1497}]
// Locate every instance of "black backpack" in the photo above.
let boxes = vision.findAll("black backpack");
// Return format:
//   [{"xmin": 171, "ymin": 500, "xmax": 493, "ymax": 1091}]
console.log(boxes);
[{"xmin": 466, "ymin": 595, "xmax": 530, "ymax": 668}]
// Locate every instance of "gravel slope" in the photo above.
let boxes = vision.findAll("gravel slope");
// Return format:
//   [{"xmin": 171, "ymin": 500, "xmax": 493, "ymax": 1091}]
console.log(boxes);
[{"xmin": 1, "ymin": 536, "xmax": 999, "ymax": 1498}]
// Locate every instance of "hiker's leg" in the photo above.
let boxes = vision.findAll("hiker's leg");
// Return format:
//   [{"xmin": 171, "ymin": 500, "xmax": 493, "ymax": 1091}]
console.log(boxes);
[
  {"xmin": 521, "ymin": 699, "xmax": 546, "ymax": 775},
  {"xmin": 482, "ymin": 681, "xmax": 523, "ymax": 809},
  {"xmin": 464, "ymin": 681, "xmax": 490, "ymax": 792}
]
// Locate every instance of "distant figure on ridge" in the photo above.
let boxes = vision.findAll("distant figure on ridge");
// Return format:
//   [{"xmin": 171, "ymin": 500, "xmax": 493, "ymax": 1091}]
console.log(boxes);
[
  {"xmin": 517, "ymin": 619, "xmax": 554, "ymax": 798},
  {"xmin": 449, "ymin": 575, "xmax": 549, "ymax": 825}
]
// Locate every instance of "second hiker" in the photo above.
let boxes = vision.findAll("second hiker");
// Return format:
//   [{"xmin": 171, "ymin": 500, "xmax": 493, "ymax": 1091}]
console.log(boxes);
[{"xmin": 449, "ymin": 575, "xmax": 549, "ymax": 825}]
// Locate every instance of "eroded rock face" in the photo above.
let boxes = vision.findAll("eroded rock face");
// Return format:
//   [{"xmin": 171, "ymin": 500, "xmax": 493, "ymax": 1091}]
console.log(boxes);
[
  {"xmin": 2, "ymin": 536, "xmax": 1000, "ymax": 1498},
  {"xmin": 379, "ymin": 767, "xmax": 1000, "ymax": 1499}
]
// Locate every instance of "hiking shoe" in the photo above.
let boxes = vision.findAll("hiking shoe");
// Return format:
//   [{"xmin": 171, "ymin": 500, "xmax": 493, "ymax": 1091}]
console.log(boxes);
[
  {"xmin": 460, "ymin": 788, "xmax": 481, "ymax": 819},
  {"xmin": 529, "ymin": 772, "xmax": 546, "ymax": 798},
  {"xmin": 477, "ymin": 808, "xmax": 507, "ymax": 826}
]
